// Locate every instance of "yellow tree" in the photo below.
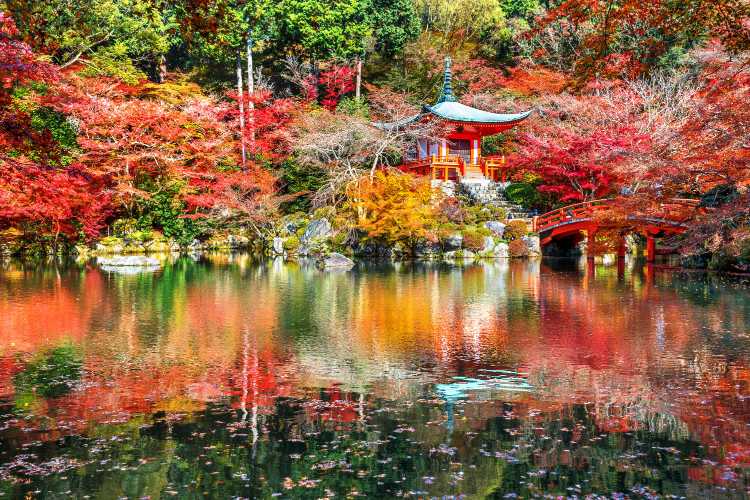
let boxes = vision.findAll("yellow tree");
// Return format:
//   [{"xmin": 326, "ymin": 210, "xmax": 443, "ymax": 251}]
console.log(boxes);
[{"xmin": 344, "ymin": 171, "xmax": 438, "ymax": 246}]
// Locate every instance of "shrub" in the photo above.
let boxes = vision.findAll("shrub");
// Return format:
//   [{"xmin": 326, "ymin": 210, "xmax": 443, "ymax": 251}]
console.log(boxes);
[
  {"xmin": 336, "ymin": 96, "xmax": 370, "ymax": 118},
  {"xmin": 462, "ymin": 228, "xmax": 486, "ymax": 251},
  {"xmin": 437, "ymin": 197, "xmax": 467, "ymax": 223},
  {"xmin": 283, "ymin": 236, "xmax": 300, "ymax": 252},
  {"xmin": 509, "ymin": 238, "xmax": 529, "ymax": 257},
  {"xmin": 504, "ymin": 220, "xmax": 528, "ymax": 241},
  {"xmin": 135, "ymin": 183, "xmax": 204, "ymax": 245},
  {"xmin": 312, "ymin": 205, "xmax": 337, "ymax": 221},
  {"xmin": 279, "ymin": 158, "xmax": 326, "ymax": 213},
  {"xmin": 464, "ymin": 204, "xmax": 507, "ymax": 224},
  {"xmin": 505, "ymin": 182, "xmax": 551, "ymax": 211}
]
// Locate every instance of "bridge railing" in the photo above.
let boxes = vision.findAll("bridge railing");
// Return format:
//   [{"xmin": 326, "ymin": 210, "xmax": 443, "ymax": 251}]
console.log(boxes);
[
  {"xmin": 532, "ymin": 199, "xmax": 610, "ymax": 232},
  {"xmin": 532, "ymin": 198, "xmax": 703, "ymax": 233}
]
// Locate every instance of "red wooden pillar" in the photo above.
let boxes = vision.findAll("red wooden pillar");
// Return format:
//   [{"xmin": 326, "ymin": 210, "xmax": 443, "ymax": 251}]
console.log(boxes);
[
  {"xmin": 617, "ymin": 235, "xmax": 627, "ymax": 259},
  {"xmin": 587, "ymin": 227, "xmax": 597, "ymax": 260},
  {"xmin": 644, "ymin": 263, "xmax": 655, "ymax": 285},
  {"xmin": 586, "ymin": 254, "xmax": 596, "ymax": 281},
  {"xmin": 646, "ymin": 235, "xmax": 656, "ymax": 263}
]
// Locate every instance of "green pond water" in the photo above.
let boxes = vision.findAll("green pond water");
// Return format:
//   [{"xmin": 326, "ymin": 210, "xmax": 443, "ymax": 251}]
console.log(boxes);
[{"xmin": 1, "ymin": 255, "xmax": 750, "ymax": 498}]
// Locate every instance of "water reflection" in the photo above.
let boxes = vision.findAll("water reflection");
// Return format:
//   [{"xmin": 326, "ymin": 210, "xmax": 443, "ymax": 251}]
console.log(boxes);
[{"xmin": 0, "ymin": 256, "xmax": 749, "ymax": 497}]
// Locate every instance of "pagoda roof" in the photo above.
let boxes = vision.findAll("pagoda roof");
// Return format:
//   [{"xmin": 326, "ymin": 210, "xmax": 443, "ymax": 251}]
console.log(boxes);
[
  {"xmin": 424, "ymin": 100, "xmax": 531, "ymax": 124},
  {"xmin": 373, "ymin": 56, "xmax": 531, "ymax": 131}
]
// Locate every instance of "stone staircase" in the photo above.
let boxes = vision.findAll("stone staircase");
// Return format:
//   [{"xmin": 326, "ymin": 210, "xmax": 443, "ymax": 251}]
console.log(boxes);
[{"xmin": 458, "ymin": 176, "xmax": 532, "ymax": 220}]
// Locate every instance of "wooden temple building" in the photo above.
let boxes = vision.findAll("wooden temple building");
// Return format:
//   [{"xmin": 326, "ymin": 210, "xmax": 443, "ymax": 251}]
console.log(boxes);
[{"xmin": 380, "ymin": 57, "xmax": 531, "ymax": 182}]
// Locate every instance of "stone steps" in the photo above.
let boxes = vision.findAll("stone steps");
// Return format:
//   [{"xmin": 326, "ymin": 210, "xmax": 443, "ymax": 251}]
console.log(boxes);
[{"xmin": 458, "ymin": 178, "xmax": 532, "ymax": 219}]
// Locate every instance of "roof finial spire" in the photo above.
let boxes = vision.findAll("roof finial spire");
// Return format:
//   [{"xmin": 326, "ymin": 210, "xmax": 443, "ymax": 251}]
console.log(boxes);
[{"xmin": 438, "ymin": 56, "xmax": 456, "ymax": 103}]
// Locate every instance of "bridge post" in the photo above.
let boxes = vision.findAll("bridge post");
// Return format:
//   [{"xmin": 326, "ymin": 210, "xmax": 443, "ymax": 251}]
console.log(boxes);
[
  {"xmin": 616, "ymin": 234, "xmax": 626, "ymax": 278},
  {"xmin": 646, "ymin": 236, "xmax": 656, "ymax": 263},
  {"xmin": 617, "ymin": 235, "xmax": 626, "ymax": 259},
  {"xmin": 586, "ymin": 227, "xmax": 597, "ymax": 260}
]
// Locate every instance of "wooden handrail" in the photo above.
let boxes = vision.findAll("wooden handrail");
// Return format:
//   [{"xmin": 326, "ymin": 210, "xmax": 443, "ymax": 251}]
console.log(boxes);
[
  {"xmin": 532, "ymin": 198, "xmax": 701, "ymax": 233},
  {"xmin": 480, "ymin": 155, "xmax": 510, "ymax": 182},
  {"xmin": 429, "ymin": 155, "xmax": 463, "ymax": 181}
]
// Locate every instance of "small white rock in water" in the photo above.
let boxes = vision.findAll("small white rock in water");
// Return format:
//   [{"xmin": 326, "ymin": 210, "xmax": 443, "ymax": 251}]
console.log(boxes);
[
  {"xmin": 98, "ymin": 256, "xmax": 161, "ymax": 273},
  {"xmin": 319, "ymin": 253, "xmax": 355, "ymax": 270}
]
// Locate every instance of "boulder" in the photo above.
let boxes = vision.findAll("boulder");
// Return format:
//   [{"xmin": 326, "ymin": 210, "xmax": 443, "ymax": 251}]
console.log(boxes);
[
  {"xmin": 414, "ymin": 241, "xmax": 440, "ymax": 259},
  {"xmin": 188, "ymin": 239, "xmax": 203, "ymax": 252},
  {"xmin": 522, "ymin": 235, "xmax": 541, "ymax": 256},
  {"xmin": 319, "ymin": 252, "xmax": 355, "ymax": 270},
  {"xmin": 481, "ymin": 236, "xmax": 496, "ymax": 253},
  {"xmin": 272, "ymin": 237, "xmax": 285, "ymax": 255},
  {"xmin": 301, "ymin": 218, "xmax": 332, "ymax": 243},
  {"xmin": 484, "ymin": 221, "xmax": 506, "ymax": 238},
  {"xmin": 149, "ymin": 239, "xmax": 173, "ymax": 253},
  {"xmin": 98, "ymin": 255, "xmax": 161, "ymax": 272},
  {"xmin": 282, "ymin": 220, "xmax": 301, "ymax": 235},
  {"xmin": 227, "ymin": 234, "xmax": 250, "ymax": 249},
  {"xmin": 444, "ymin": 233, "xmax": 463, "ymax": 250},
  {"xmin": 95, "ymin": 237, "xmax": 125, "ymax": 255},
  {"xmin": 444, "ymin": 250, "xmax": 476, "ymax": 260},
  {"xmin": 494, "ymin": 242, "xmax": 509, "ymax": 258}
]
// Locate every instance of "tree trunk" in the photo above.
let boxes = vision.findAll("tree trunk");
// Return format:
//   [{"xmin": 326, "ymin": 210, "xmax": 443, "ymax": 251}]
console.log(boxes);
[
  {"xmin": 236, "ymin": 51, "xmax": 247, "ymax": 169},
  {"xmin": 355, "ymin": 56, "xmax": 362, "ymax": 99},
  {"xmin": 158, "ymin": 54, "xmax": 168, "ymax": 83},
  {"xmin": 246, "ymin": 31, "xmax": 255, "ymax": 147}
]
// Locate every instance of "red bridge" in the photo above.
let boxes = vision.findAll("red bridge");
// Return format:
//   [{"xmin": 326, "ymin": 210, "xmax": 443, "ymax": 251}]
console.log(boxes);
[{"xmin": 532, "ymin": 198, "xmax": 702, "ymax": 261}]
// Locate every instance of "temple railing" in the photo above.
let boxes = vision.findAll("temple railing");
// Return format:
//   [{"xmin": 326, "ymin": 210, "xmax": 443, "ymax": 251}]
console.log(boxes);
[
  {"xmin": 480, "ymin": 155, "xmax": 510, "ymax": 182},
  {"xmin": 399, "ymin": 155, "xmax": 464, "ymax": 180}
]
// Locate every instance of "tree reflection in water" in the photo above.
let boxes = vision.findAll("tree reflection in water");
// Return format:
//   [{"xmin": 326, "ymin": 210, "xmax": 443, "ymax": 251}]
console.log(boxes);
[{"xmin": 0, "ymin": 255, "xmax": 749, "ymax": 497}]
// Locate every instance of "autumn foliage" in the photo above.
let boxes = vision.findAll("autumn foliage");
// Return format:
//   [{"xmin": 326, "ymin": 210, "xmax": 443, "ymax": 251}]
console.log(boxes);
[
  {"xmin": 344, "ymin": 171, "xmax": 437, "ymax": 245},
  {"xmin": 0, "ymin": 13, "xmax": 285, "ymax": 250}
]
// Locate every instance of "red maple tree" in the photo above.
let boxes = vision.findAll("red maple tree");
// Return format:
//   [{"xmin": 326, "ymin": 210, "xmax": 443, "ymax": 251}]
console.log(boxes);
[{"xmin": 319, "ymin": 64, "xmax": 355, "ymax": 110}]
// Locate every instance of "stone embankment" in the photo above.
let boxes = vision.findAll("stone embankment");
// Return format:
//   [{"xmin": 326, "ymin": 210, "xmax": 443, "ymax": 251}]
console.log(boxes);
[{"xmin": 268, "ymin": 216, "xmax": 541, "ymax": 263}]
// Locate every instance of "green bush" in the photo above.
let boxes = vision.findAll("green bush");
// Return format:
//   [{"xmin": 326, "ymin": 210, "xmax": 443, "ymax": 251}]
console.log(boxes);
[
  {"xmin": 135, "ymin": 183, "xmax": 204, "ymax": 245},
  {"xmin": 312, "ymin": 206, "xmax": 337, "ymax": 221},
  {"xmin": 463, "ymin": 204, "xmax": 507, "ymax": 225},
  {"xmin": 283, "ymin": 236, "xmax": 300, "ymax": 251},
  {"xmin": 504, "ymin": 219, "xmax": 528, "ymax": 241},
  {"xmin": 279, "ymin": 158, "xmax": 326, "ymax": 214},
  {"xmin": 336, "ymin": 96, "xmax": 370, "ymax": 118},
  {"xmin": 79, "ymin": 43, "xmax": 146, "ymax": 85},
  {"xmin": 700, "ymin": 184, "xmax": 738, "ymax": 208},
  {"xmin": 505, "ymin": 182, "xmax": 550, "ymax": 211}
]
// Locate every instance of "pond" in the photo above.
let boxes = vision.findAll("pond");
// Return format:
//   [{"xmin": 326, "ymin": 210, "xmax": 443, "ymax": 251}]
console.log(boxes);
[{"xmin": 1, "ymin": 256, "xmax": 750, "ymax": 498}]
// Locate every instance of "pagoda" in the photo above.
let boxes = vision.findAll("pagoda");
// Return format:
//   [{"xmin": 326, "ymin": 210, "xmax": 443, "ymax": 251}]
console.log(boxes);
[{"xmin": 381, "ymin": 57, "xmax": 531, "ymax": 182}]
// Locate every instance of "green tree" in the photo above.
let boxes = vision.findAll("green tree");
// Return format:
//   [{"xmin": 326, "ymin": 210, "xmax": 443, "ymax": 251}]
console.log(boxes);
[
  {"xmin": 270, "ymin": 0, "xmax": 372, "ymax": 61},
  {"xmin": 173, "ymin": 0, "xmax": 270, "ymax": 67},
  {"xmin": 366, "ymin": 0, "xmax": 420, "ymax": 57},
  {"xmin": 3, "ymin": 0, "xmax": 174, "ymax": 80},
  {"xmin": 413, "ymin": 0, "xmax": 506, "ymax": 43}
]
